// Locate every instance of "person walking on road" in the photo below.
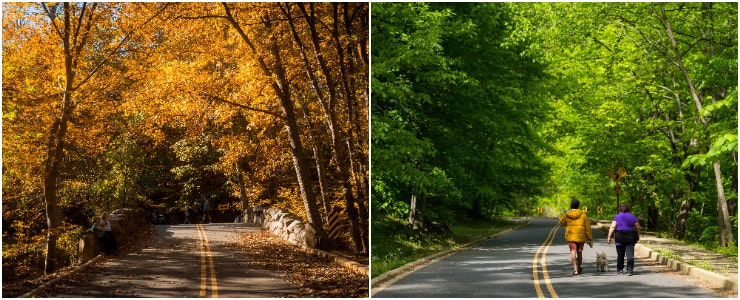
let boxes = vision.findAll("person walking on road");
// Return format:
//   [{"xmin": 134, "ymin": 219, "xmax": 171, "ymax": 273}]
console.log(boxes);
[
  {"xmin": 202, "ymin": 199, "xmax": 212, "ymax": 223},
  {"xmin": 559, "ymin": 199, "xmax": 593, "ymax": 276},
  {"xmin": 184, "ymin": 209, "xmax": 191, "ymax": 224},
  {"xmin": 607, "ymin": 203, "xmax": 640, "ymax": 276}
]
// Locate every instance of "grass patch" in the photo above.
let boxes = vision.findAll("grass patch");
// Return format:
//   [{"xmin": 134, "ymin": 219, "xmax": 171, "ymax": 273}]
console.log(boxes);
[
  {"xmin": 690, "ymin": 242, "xmax": 739, "ymax": 259},
  {"xmin": 371, "ymin": 216, "xmax": 527, "ymax": 278}
]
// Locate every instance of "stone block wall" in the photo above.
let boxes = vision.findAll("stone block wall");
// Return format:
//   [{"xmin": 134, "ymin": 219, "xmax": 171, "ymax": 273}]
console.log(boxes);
[
  {"xmin": 78, "ymin": 208, "xmax": 149, "ymax": 264},
  {"xmin": 242, "ymin": 206, "xmax": 318, "ymax": 248}
]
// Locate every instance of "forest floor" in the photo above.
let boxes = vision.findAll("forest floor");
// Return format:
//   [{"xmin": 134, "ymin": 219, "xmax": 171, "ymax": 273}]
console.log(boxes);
[
  {"xmin": 225, "ymin": 230, "xmax": 368, "ymax": 297},
  {"xmin": 3, "ymin": 223, "xmax": 368, "ymax": 298}
]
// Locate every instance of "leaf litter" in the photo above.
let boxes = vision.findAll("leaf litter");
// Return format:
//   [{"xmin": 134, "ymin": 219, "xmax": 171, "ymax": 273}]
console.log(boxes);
[{"xmin": 225, "ymin": 230, "xmax": 369, "ymax": 298}]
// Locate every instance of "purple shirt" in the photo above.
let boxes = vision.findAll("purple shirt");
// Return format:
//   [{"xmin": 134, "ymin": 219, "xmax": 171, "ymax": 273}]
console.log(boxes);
[{"xmin": 613, "ymin": 212, "xmax": 639, "ymax": 231}]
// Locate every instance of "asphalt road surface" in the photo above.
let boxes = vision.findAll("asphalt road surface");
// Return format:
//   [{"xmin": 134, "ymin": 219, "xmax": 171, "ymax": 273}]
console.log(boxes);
[
  {"xmin": 50, "ymin": 223, "xmax": 299, "ymax": 298},
  {"xmin": 373, "ymin": 218, "xmax": 721, "ymax": 298}
]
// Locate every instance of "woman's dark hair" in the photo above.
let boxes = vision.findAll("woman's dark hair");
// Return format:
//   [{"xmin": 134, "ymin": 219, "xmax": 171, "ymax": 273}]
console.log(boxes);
[
  {"xmin": 570, "ymin": 199, "xmax": 580, "ymax": 209},
  {"xmin": 618, "ymin": 203, "xmax": 631, "ymax": 212}
]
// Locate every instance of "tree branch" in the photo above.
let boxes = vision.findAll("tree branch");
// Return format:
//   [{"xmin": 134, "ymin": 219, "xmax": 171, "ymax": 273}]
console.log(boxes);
[
  {"xmin": 73, "ymin": 3, "xmax": 172, "ymax": 91},
  {"xmin": 199, "ymin": 92, "xmax": 285, "ymax": 120}
]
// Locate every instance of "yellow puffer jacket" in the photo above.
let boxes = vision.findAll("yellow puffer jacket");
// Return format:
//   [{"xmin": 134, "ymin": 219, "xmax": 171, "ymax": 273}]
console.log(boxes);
[{"xmin": 559, "ymin": 209, "xmax": 593, "ymax": 243}]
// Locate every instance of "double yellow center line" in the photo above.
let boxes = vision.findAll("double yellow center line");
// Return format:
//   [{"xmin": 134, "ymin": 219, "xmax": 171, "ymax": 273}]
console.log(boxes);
[
  {"xmin": 532, "ymin": 223, "xmax": 560, "ymax": 298},
  {"xmin": 196, "ymin": 224, "xmax": 218, "ymax": 298}
]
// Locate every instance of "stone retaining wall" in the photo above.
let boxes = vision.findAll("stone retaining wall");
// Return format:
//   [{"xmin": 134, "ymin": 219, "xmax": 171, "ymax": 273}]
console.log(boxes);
[
  {"xmin": 78, "ymin": 208, "xmax": 149, "ymax": 264},
  {"xmin": 242, "ymin": 206, "xmax": 318, "ymax": 248}
]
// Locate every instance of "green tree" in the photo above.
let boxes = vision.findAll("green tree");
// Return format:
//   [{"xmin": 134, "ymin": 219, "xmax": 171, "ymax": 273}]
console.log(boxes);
[
  {"xmin": 508, "ymin": 2, "xmax": 737, "ymax": 246},
  {"xmin": 372, "ymin": 3, "xmax": 550, "ymax": 227}
]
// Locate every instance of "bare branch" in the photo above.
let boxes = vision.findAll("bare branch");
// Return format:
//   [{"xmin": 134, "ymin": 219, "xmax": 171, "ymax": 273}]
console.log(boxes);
[{"xmin": 199, "ymin": 92, "xmax": 285, "ymax": 120}]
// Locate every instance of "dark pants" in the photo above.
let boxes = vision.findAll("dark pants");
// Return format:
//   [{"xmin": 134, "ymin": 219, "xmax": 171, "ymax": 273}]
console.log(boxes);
[
  {"xmin": 101, "ymin": 231, "xmax": 118, "ymax": 254},
  {"xmin": 615, "ymin": 231, "xmax": 637, "ymax": 272},
  {"xmin": 615, "ymin": 243, "xmax": 635, "ymax": 272}
]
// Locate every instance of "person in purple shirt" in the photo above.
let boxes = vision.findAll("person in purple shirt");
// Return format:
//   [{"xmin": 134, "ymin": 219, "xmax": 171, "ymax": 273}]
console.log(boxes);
[{"xmin": 607, "ymin": 203, "xmax": 641, "ymax": 276}]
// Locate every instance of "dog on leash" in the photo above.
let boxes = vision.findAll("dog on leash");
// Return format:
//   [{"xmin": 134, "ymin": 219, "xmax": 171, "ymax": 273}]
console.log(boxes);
[{"xmin": 596, "ymin": 251, "xmax": 609, "ymax": 272}]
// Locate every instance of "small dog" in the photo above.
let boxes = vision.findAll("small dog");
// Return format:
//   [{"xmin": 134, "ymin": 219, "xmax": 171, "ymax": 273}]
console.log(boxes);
[{"xmin": 596, "ymin": 251, "xmax": 609, "ymax": 272}]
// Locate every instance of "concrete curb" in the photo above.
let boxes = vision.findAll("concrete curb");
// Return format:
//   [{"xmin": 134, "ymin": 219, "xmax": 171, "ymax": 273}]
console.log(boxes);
[
  {"xmin": 635, "ymin": 244, "xmax": 738, "ymax": 291},
  {"xmin": 20, "ymin": 254, "xmax": 104, "ymax": 298},
  {"xmin": 593, "ymin": 219, "xmax": 737, "ymax": 291},
  {"xmin": 370, "ymin": 221, "xmax": 531, "ymax": 297}
]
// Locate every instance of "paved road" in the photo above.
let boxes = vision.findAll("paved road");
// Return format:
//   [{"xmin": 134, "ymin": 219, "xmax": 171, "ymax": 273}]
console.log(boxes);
[
  {"xmin": 373, "ymin": 218, "xmax": 721, "ymax": 298},
  {"xmin": 51, "ymin": 223, "xmax": 299, "ymax": 298}
]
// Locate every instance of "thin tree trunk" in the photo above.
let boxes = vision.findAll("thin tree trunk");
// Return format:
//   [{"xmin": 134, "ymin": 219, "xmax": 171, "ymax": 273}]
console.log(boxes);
[
  {"xmin": 43, "ymin": 116, "xmax": 68, "ymax": 274},
  {"xmin": 673, "ymin": 198, "xmax": 691, "ymax": 239},
  {"xmin": 409, "ymin": 192, "xmax": 418, "ymax": 229},
  {"xmin": 298, "ymin": 100, "xmax": 332, "ymax": 220},
  {"xmin": 713, "ymin": 161, "xmax": 734, "ymax": 246},
  {"xmin": 235, "ymin": 163, "xmax": 249, "ymax": 211}
]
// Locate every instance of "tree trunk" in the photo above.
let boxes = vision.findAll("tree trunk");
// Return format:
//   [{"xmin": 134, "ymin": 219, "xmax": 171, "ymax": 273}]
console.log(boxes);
[
  {"xmin": 713, "ymin": 161, "xmax": 734, "ymax": 246},
  {"xmin": 731, "ymin": 151, "xmax": 738, "ymax": 215},
  {"xmin": 269, "ymin": 37, "xmax": 329, "ymax": 246},
  {"xmin": 42, "ymin": 3, "xmax": 78, "ymax": 274},
  {"xmin": 43, "ymin": 130, "xmax": 64, "ymax": 274},
  {"xmin": 298, "ymin": 102, "xmax": 332, "ymax": 221},
  {"xmin": 235, "ymin": 164, "xmax": 249, "ymax": 211},
  {"xmin": 702, "ymin": 3, "xmax": 734, "ymax": 247},
  {"xmin": 281, "ymin": 99, "xmax": 329, "ymax": 244},
  {"xmin": 409, "ymin": 192, "xmax": 418, "ymax": 229},
  {"xmin": 673, "ymin": 197, "xmax": 691, "ymax": 240},
  {"xmin": 314, "ymin": 146, "xmax": 331, "ymax": 220}
]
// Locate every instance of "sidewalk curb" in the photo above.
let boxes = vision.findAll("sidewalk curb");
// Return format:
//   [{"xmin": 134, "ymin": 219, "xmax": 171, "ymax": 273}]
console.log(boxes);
[
  {"xmin": 370, "ymin": 220, "xmax": 531, "ymax": 296},
  {"xmin": 593, "ymin": 219, "xmax": 737, "ymax": 291},
  {"xmin": 634, "ymin": 244, "xmax": 738, "ymax": 290}
]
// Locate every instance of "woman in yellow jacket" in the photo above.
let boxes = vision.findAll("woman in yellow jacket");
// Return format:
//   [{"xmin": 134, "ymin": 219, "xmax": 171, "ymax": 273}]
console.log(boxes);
[{"xmin": 559, "ymin": 199, "xmax": 593, "ymax": 276}]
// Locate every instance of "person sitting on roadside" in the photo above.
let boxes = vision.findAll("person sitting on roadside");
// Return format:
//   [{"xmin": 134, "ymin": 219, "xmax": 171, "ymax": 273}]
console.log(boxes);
[{"xmin": 98, "ymin": 212, "xmax": 118, "ymax": 254}]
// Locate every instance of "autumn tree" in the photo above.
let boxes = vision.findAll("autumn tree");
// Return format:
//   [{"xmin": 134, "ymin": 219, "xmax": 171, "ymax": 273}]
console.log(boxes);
[
  {"xmin": 114, "ymin": 2, "xmax": 370, "ymax": 251},
  {"xmin": 4, "ymin": 2, "xmax": 369, "ymax": 281},
  {"xmin": 1, "ymin": 2, "xmax": 170, "ymax": 274}
]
